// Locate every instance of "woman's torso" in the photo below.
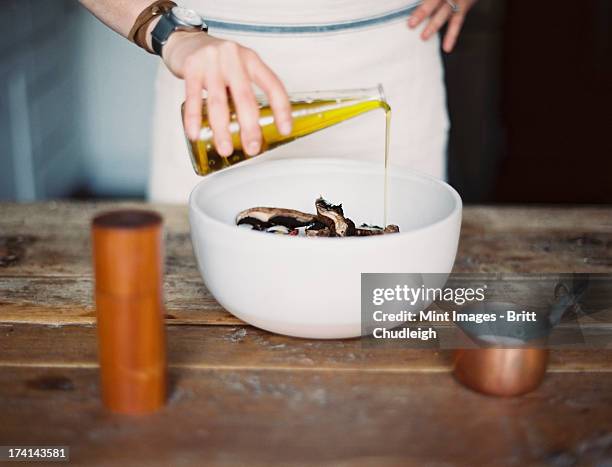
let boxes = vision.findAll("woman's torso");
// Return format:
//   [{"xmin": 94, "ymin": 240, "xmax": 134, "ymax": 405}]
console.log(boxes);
[
  {"xmin": 182, "ymin": 0, "xmax": 423, "ymax": 26},
  {"xmin": 148, "ymin": 0, "xmax": 449, "ymax": 202}
]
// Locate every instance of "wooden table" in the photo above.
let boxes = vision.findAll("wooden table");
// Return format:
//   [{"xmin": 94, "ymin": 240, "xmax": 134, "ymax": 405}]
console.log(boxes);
[{"xmin": 1, "ymin": 202, "xmax": 611, "ymax": 466}]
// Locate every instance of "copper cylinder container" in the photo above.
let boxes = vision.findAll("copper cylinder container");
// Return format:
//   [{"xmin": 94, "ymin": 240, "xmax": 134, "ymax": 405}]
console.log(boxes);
[
  {"xmin": 453, "ymin": 348, "xmax": 549, "ymax": 397},
  {"xmin": 92, "ymin": 210, "xmax": 167, "ymax": 414}
]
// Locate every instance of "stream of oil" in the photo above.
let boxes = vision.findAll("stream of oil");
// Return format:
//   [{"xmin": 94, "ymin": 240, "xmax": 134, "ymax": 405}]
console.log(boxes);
[
  {"xmin": 186, "ymin": 97, "xmax": 391, "ymax": 226},
  {"xmin": 383, "ymin": 105, "xmax": 391, "ymax": 227}
]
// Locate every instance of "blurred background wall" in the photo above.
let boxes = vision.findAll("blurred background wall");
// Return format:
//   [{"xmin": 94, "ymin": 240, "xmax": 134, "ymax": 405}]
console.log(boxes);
[
  {"xmin": 0, "ymin": 1, "xmax": 82, "ymax": 200},
  {"xmin": 77, "ymin": 5, "xmax": 158, "ymax": 197},
  {"xmin": 0, "ymin": 0, "xmax": 156, "ymax": 200},
  {"xmin": 0, "ymin": 0, "xmax": 610, "ymax": 202}
]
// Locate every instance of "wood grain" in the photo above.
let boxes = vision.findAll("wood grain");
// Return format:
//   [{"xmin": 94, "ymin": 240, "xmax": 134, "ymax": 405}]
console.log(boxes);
[
  {"xmin": 1, "ymin": 203, "xmax": 612, "ymax": 466},
  {"xmin": 3, "ymin": 274, "xmax": 612, "ymax": 329},
  {"xmin": 1, "ymin": 202, "xmax": 612, "ymax": 326},
  {"xmin": 0, "ymin": 366, "xmax": 611, "ymax": 466},
  {"xmin": 1, "ymin": 324, "xmax": 611, "ymax": 372},
  {"xmin": 0, "ymin": 276, "xmax": 238, "ymax": 325},
  {"xmin": 0, "ymin": 202, "xmax": 197, "ymax": 278},
  {"xmin": 1, "ymin": 203, "xmax": 611, "ymax": 280}
]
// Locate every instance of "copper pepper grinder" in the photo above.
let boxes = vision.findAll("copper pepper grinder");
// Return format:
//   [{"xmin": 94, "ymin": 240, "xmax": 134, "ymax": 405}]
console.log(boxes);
[
  {"xmin": 453, "ymin": 348, "xmax": 549, "ymax": 397},
  {"xmin": 92, "ymin": 210, "xmax": 167, "ymax": 414},
  {"xmin": 452, "ymin": 301, "xmax": 552, "ymax": 397}
]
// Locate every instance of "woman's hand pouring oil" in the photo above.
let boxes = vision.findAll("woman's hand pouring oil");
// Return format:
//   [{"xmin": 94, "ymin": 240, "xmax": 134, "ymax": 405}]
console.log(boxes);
[
  {"xmin": 162, "ymin": 31, "xmax": 292, "ymax": 156},
  {"xmin": 183, "ymin": 86, "xmax": 389, "ymax": 177}
]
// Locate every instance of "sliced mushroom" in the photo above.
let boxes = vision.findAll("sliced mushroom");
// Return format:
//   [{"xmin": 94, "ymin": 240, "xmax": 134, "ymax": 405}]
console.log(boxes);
[
  {"xmin": 305, "ymin": 221, "xmax": 332, "ymax": 237},
  {"xmin": 384, "ymin": 224, "xmax": 400, "ymax": 234},
  {"xmin": 264, "ymin": 225, "xmax": 292, "ymax": 235},
  {"xmin": 355, "ymin": 223, "xmax": 385, "ymax": 236},
  {"xmin": 314, "ymin": 197, "xmax": 356, "ymax": 237},
  {"xmin": 236, "ymin": 199, "xmax": 399, "ymax": 237},
  {"xmin": 236, "ymin": 207, "xmax": 317, "ymax": 231}
]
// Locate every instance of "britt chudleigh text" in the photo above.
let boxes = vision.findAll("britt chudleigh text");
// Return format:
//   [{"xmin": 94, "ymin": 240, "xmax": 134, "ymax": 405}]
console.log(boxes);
[
  {"xmin": 372, "ymin": 327, "xmax": 438, "ymax": 341},
  {"xmin": 372, "ymin": 285, "xmax": 486, "ymax": 306}
]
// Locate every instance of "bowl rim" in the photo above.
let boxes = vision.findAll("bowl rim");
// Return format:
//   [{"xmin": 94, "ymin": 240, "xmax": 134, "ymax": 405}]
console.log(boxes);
[{"xmin": 189, "ymin": 158, "xmax": 462, "ymax": 244}]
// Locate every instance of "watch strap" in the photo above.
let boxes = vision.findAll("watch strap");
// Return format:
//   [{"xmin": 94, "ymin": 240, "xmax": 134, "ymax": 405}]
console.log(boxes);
[
  {"xmin": 151, "ymin": 13, "xmax": 177, "ymax": 56},
  {"xmin": 151, "ymin": 9, "xmax": 208, "ymax": 57},
  {"xmin": 128, "ymin": 0, "xmax": 176, "ymax": 54}
]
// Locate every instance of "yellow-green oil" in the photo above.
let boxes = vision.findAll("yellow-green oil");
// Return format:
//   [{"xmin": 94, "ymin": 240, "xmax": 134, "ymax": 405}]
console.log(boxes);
[{"xmin": 184, "ymin": 97, "xmax": 391, "ymax": 224}]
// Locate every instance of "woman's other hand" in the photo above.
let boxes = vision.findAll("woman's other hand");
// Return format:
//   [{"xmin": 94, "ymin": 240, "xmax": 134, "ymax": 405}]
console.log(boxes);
[
  {"xmin": 408, "ymin": 0, "xmax": 477, "ymax": 53},
  {"xmin": 162, "ymin": 32, "xmax": 292, "ymax": 156}
]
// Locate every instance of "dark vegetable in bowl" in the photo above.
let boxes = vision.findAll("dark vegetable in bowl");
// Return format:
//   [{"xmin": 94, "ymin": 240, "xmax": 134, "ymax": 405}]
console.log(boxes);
[{"xmin": 236, "ymin": 197, "xmax": 400, "ymax": 237}]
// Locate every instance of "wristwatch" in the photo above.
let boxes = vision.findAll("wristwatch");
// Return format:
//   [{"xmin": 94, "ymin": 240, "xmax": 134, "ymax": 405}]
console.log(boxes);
[{"xmin": 151, "ymin": 6, "xmax": 208, "ymax": 56}]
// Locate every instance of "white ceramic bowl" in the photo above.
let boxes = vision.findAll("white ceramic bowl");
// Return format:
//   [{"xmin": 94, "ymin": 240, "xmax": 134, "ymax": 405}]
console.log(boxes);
[{"xmin": 189, "ymin": 158, "xmax": 462, "ymax": 338}]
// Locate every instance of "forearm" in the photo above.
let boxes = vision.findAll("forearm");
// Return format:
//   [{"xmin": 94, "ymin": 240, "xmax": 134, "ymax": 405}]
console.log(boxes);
[
  {"xmin": 79, "ymin": 0, "xmax": 291, "ymax": 154},
  {"xmin": 78, "ymin": 0, "xmax": 157, "ymax": 38}
]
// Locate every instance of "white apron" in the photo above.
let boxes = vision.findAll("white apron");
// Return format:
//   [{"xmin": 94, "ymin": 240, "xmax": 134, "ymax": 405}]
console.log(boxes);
[{"xmin": 149, "ymin": 0, "xmax": 449, "ymax": 203}]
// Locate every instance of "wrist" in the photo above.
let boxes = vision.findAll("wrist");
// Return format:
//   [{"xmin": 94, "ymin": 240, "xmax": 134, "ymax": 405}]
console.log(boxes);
[
  {"xmin": 161, "ymin": 30, "xmax": 212, "ymax": 62},
  {"xmin": 128, "ymin": 0, "xmax": 176, "ymax": 54},
  {"xmin": 148, "ymin": 7, "xmax": 208, "ymax": 57}
]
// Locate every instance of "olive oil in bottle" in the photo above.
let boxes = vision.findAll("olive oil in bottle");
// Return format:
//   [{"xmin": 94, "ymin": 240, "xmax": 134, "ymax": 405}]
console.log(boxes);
[{"xmin": 183, "ymin": 85, "xmax": 389, "ymax": 176}]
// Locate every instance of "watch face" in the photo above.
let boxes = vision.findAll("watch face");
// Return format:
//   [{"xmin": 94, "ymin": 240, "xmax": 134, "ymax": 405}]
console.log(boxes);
[{"xmin": 171, "ymin": 6, "xmax": 203, "ymax": 27}]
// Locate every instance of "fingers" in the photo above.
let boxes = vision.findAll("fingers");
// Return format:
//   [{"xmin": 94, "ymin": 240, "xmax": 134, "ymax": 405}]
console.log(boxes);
[
  {"xmin": 442, "ymin": 12, "xmax": 465, "ymax": 52},
  {"xmin": 422, "ymin": 2, "xmax": 453, "ymax": 40},
  {"xmin": 176, "ymin": 35, "xmax": 288, "ymax": 157},
  {"xmin": 244, "ymin": 51, "xmax": 292, "ymax": 136},
  {"xmin": 222, "ymin": 44, "xmax": 262, "ymax": 156},
  {"xmin": 203, "ymin": 72, "xmax": 232, "ymax": 156},
  {"xmin": 408, "ymin": 0, "xmax": 441, "ymax": 28},
  {"xmin": 409, "ymin": 0, "xmax": 472, "ymax": 51},
  {"xmin": 184, "ymin": 75, "xmax": 204, "ymax": 141}
]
